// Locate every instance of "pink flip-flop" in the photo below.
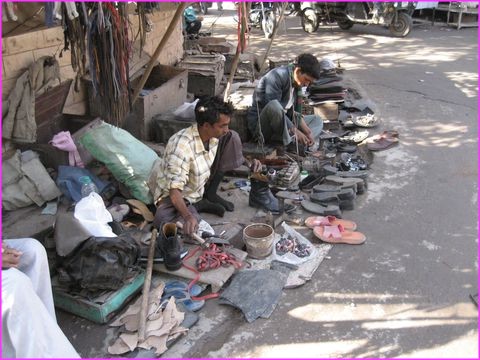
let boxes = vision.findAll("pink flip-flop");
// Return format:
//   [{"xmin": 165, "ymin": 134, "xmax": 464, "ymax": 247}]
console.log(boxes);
[
  {"xmin": 305, "ymin": 216, "xmax": 357, "ymax": 231},
  {"xmin": 313, "ymin": 224, "xmax": 366, "ymax": 245}
]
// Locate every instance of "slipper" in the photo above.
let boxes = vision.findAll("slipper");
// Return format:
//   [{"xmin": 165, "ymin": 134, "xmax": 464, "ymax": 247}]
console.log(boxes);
[
  {"xmin": 367, "ymin": 137, "xmax": 399, "ymax": 151},
  {"xmin": 336, "ymin": 143, "xmax": 357, "ymax": 153},
  {"xmin": 325, "ymin": 175, "xmax": 365, "ymax": 194},
  {"xmin": 161, "ymin": 280, "xmax": 205, "ymax": 312},
  {"xmin": 312, "ymin": 188, "xmax": 356, "ymax": 201},
  {"xmin": 299, "ymin": 174, "xmax": 324, "ymax": 190},
  {"xmin": 313, "ymin": 224, "xmax": 365, "ymax": 245},
  {"xmin": 352, "ymin": 113, "xmax": 380, "ymax": 128},
  {"xmin": 126, "ymin": 199, "xmax": 154, "ymax": 222},
  {"xmin": 339, "ymin": 130, "xmax": 369, "ymax": 144},
  {"xmin": 336, "ymin": 170, "xmax": 369, "ymax": 180},
  {"xmin": 301, "ymin": 200, "xmax": 341, "ymax": 217},
  {"xmin": 164, "ymin": 280, "xmax": 203, "ymax": 297},
  {"xmin": 305, "ymin": 215, "xmax": 357, "ymax": 231},
  {"xmin": 319, "ymin": 131, "xmax": 340, "ymax": 140},
  {"xmin": 310, "ymin": 192, "xmax": 340, "ymax": 204},
  {"xmin": 312, "ymin": 183, "xmax": 345, "ymax": 193},
  {"xmin": 380, "ymin": 130, "xmax": 399, "ymax": 139}
]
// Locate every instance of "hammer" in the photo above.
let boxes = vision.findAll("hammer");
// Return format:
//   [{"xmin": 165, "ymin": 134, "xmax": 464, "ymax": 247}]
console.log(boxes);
[{"xmin": 175, "ymin": 221, "xmax": 209, "ymax": 249}]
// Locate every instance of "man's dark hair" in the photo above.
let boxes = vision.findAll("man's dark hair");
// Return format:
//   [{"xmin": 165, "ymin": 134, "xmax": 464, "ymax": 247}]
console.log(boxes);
[
  {"xmin": 195, "ymin": 96, "xmax": 234, "ymax": 126},
  {"xmin": 295, "ymin": 53, "xmax": 321, "ymax": 80}
]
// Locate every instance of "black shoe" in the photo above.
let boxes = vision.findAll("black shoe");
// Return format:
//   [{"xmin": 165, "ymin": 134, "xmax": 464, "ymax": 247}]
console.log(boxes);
[
  {"xmin": 249, "ymin": 178, "xmax": 281, "ymax": 213},
  {"xmin": 159, "ymin": 223, "xmax": 183, "ymax": 271},
  {"xmin": 140, "ymin": 246, "xmax": 188, "ymax": 263}
]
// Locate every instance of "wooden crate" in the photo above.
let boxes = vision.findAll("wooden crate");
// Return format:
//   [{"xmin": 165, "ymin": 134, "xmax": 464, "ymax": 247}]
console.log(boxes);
[
  {"xmin": 87, "ymin": 64, "xmax": 188, "ymax": 141},
  {"xmin": 177, "ymin": 54, "xmax": 225, "ymax": 97},
  {"xmin": 53, "ymin": 270, "xmax": 145, "ymax": 324},
  {"xmin": 313, "ymin": 102, "xmax": 339, "ymax": 121}
]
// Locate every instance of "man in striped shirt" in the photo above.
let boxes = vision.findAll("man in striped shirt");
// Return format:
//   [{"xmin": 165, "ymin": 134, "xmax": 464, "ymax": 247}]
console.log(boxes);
[{"xmin": 153, "ymin": 96, "xmax": 261, "ymax": 237}]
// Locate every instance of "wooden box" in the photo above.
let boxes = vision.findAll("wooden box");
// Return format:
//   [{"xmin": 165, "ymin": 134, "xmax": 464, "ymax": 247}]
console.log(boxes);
[
  {"xmin": 178, "ymin": 54, "xmax": 225, "ymax": 97},
  {"xmin": 87, "ymin": 64, "xmax": 188, "ymax": 141},
  {"xmin": 53, "ymin": 270, "xmax": 145, "ymax": 324},
  {"xmin": 313, "ymin": 102, "xmax": 339, "ymax": 121}
]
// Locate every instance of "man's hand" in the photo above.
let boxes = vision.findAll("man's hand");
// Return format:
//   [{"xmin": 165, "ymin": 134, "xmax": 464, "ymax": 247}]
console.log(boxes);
[
  {"xmin": 299, "ymin": 122, "xmax": 315, "ymax": 146},
  {"xmin": 169, "ymin": 188, "xmax": 199, "ymax": 238},
  {"xmin": 250, "ymin": 159, "xmax": 262, "ymax": 173},
  {"xmin": 292, "ymin": 128, "xmax": 312, "ymax": 146},
  {"xmin": 183, "ymin": 214, "xmax": 199, "ymax": 237},
  {"xmin": 2, "ymin": 243, "xmax": 22, "ymax": 269}
]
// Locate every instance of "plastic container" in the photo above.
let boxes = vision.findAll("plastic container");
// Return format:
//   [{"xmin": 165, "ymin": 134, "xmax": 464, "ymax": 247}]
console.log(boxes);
[
  {"xmin": 300, "ymin": 170, "xmax": 309, "ymax": 182},
  {"xmin": 79, "ymin": 176, "xmax": 99, "ymax": 198},
  {"xmin": 243, "ymin": 223, "xmax": 275, "ymax": 259}
]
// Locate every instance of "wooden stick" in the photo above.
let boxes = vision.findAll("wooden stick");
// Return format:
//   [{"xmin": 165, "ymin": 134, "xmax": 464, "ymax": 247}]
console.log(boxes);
[
  {"xmin": 138, "ymin": 228, "xmax": 157, "ymax": 342},
  {"xmin": 259, "ymin": 3, "xmax": 288, "ymax": 74},
  {"xmin": 223, "ymin": 2, "xmax": 250, "ymax": 101},
  {"xmin": 132, "ymin": 3, "xmax": 187, "ymax": 105}
]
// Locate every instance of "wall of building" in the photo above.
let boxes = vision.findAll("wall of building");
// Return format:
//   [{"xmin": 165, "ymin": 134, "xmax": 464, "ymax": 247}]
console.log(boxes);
[{"xmin": 2, "ymin": 3, "xmax": 184, "ymax": 116}]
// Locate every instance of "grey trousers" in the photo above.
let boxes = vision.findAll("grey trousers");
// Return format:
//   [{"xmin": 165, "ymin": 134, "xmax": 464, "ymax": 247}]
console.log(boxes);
[{"xmin": 257, "ymin": 100, "xmax": 323, "ymax": 145}]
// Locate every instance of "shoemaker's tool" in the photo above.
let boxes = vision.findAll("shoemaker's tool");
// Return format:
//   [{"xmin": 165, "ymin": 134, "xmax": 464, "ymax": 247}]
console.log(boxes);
[
  {"xmin": 201, "ymin": 232, "xmax": 230, "ymax": 245},
  {"xmin": 138, "ymin": 228, "xmax": 157, "ymax": 342},
  {"xmin": 209, "ymin": 221, "xmax": 231, "ymax": 226},
  {"xmin": 175, "ymin": 221, "xmax": 209, "ymax": 249}
]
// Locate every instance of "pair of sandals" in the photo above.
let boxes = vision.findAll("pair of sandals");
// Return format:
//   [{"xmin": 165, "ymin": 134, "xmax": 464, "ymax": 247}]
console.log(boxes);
[
  {"xmin": 160, "ymin": 280, "xmax": 205, "ymax": 312},
  {"xmin": 366, "ymin": 130, "xmax": 399, "ymax": 151},
  {"xmin": 305, "ymin": 216, "xmax": 366, "ymax": 245}
]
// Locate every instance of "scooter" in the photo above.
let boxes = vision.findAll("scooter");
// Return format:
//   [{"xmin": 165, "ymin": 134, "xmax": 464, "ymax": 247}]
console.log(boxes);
[{"xmin": 301, "ymin": 2, "xmax": 416, "ymax": 37}]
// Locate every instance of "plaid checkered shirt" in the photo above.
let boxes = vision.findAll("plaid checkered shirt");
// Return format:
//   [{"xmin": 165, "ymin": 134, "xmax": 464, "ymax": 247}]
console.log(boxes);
[{"xmin": 154, "ymin": 124, "xmax": 219, "ymax": 204}]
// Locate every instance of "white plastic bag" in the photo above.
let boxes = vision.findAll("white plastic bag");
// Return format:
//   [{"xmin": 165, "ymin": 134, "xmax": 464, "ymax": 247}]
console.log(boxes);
[
  {"xmin": 74, "ymin": 193, "xmax": 116, "ymax": 237},
  {"xmin": 273, "ymin": 222, "xmax": 317, "ymax": 265},
  {"xmin": 173, "ymin": 99, "xmax": 200, "ymax": 119}
]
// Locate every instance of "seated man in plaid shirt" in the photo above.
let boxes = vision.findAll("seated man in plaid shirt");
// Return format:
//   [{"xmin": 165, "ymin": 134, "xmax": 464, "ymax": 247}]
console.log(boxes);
[{"xmin": 152, "ymin": 96, "xmax": 261, "ymax": 237}]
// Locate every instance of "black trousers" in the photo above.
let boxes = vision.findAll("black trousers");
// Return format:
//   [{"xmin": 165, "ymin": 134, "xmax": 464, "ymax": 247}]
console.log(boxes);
[{"xmin": 186, "ymin": 20, "xmax": 202, "ymax": 34}]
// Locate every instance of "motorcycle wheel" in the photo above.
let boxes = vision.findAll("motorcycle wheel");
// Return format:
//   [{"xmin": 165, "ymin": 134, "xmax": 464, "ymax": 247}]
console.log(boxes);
[
  {"xmin": 389, "ymin": 12, "xmax": 413, "ymax": 37},
  {"xmin": 301, "ymin": 8, "xmax": 319, "ymax": 33},
  {"xmin": 262, "ymin": 11, "xmax": 276, "ymax": 39},
  {"xmin": 337, "ymin": 19, "xmax": 354, "ymax": 30}
]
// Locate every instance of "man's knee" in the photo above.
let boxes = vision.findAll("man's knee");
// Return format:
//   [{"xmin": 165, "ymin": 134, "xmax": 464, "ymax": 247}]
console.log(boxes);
[
  {"xmin": 262, "ymin": 100, "xmax": 284, "ymax": 118},
  {"xmin": 305, "ymin": 114, "xmax": 323, "ymax": 125},
  {"xmin": 2, "ymin": 268, "xmax": 34, "ymax": 300},
  {"xmin": 13, "ymin": 238, "xmax": 47, "ymax": 267},
  {"xmin": 260, "ymin": 100, "xmax": 287, "ymax": 132}
]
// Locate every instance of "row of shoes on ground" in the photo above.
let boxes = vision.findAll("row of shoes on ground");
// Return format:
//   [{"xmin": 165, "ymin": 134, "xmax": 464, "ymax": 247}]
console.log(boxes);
[{"xmin": 301, "ymin": 174, "xmax": 367, "ymax": 217}]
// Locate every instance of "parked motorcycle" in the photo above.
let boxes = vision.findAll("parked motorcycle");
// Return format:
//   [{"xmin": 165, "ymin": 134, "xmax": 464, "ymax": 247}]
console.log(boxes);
[
  {"xmin": 248, "ymin": 2, "xmax": 277, "ymax": 39},
  {"xmin": 301, "ymin": 2, "xmax": 416, "ymax": 37}
]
